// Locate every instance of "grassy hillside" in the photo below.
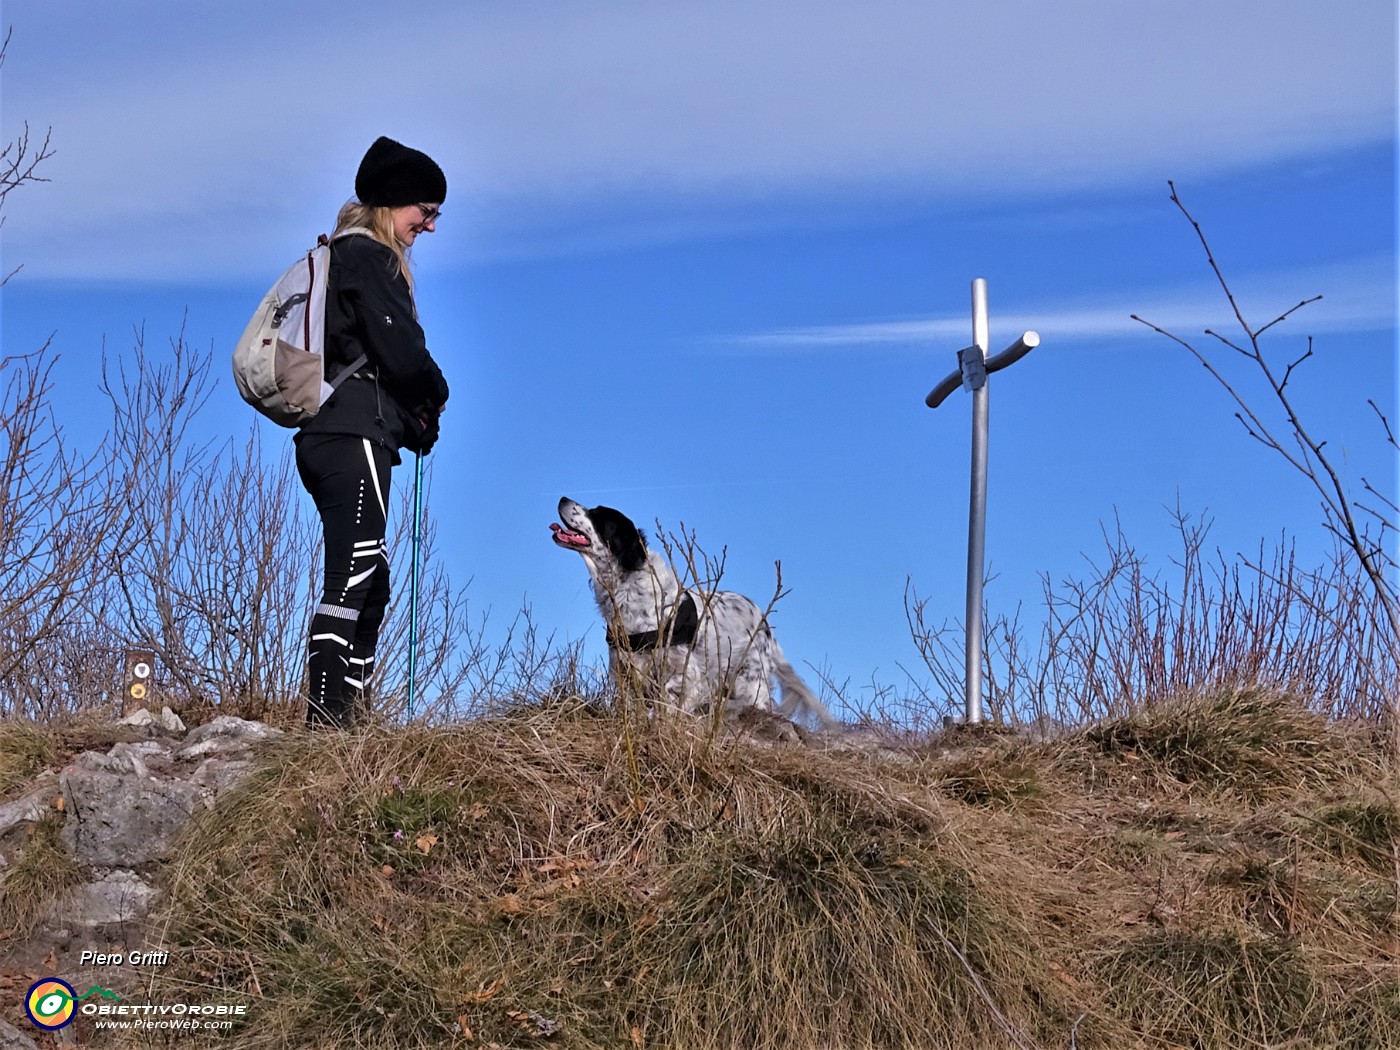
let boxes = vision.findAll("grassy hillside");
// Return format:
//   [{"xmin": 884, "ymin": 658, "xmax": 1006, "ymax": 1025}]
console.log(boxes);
[
  {"xmin": 155, "ymin": 694, "xmax": 1400, "ymax": 1046},
  {"xmin": 3, "ymin": 689, "xmax": 1397, "ymax": 1048}
]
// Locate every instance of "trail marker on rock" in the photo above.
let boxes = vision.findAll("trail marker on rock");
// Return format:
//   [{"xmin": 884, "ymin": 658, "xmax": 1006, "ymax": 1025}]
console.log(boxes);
[{"xmin": 925, "ymin": 278, "xmax": 1040, "ymax": 725}]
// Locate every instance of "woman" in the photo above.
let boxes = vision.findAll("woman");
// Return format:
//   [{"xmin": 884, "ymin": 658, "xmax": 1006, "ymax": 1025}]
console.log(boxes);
[{"xmin": 296, "ymin": 136, "xmax": 451, "ymax": 728}]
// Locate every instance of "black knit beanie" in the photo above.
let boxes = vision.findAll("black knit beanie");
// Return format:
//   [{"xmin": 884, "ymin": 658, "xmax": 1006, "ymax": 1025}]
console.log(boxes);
[{"xmin": 354, "ymin": 136, "xmax": 447, "ymax": 207}]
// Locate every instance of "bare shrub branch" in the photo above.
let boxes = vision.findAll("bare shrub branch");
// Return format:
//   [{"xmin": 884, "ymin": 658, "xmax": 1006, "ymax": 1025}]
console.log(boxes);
[
  {"xmin": 1129, "ymin": 181, "xmax": 1397, "ymax": 742},
  {"xmin": 0, "ymin": 348, "xmax": 119, "ymax": 716},
  {"xmin": 903, "ymin": 508, "xmax": 1398, "ymax": 730},
  {"xmin": 0, "ymin": 29, "xmax": 56, "ymax": 287}
]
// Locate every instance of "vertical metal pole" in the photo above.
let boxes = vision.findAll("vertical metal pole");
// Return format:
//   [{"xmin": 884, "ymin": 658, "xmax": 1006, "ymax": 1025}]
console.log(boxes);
[
  {"xmin": 965, "ymin": 278, "xmax": 989, "ymax": 724},
  {"xmin": 407, "ymin": 455, "xmax": 424, "ymax": 718}
]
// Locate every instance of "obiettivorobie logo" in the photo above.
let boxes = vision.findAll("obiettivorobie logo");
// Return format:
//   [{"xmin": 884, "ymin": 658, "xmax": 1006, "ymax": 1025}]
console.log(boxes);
[
  {"xmin": 24, "ymin": 979, "xmax": 118, "ymax": 1030},
  {"xmin": 24, "ymin": 977, "xmax": 250, "ymax": 1032}
]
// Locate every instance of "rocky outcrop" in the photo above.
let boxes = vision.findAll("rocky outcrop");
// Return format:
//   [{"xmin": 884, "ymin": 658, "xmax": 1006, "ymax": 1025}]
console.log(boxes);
[
  {"xmin": 56, "ymin": 714, "xmax": 277, "ymax": 877},
  {"xmin": 0, "ymin": 711, "xmax": 280, "ymax": 971}
]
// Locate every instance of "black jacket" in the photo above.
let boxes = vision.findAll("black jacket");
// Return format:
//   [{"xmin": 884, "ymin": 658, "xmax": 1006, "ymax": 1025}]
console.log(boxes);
[{"xmin": 297, "ymin": 234, "xmax": 449, "ymax": 460}]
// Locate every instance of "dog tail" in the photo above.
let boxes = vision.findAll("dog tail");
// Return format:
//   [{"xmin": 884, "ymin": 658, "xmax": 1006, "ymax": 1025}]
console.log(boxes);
[{"xmin": 770, "ymin": 642, "xmax": 840, "ymax": 731}]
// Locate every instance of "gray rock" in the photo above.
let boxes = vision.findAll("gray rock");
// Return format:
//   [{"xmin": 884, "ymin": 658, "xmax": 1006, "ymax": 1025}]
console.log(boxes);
[
  {"xmin": 70, "ymin": 741, "xmax": 173, "ymax": 779},
  {"xmin": 64, "ymin": 869, "xmax": 158, "ymax": 926},
  {"xmin": 190, "ymin": 758, "xmax": 257, "ymax": 802},
  {"xmin": 175, "ymin": 715, "xmax": 281, "ymax": 761},
  {"xmin": 0, "ymin": 1016, "xmax": 39, "ymax": 1050},
  {"xmin": 117, "ymin": 706, "xmax": 186, "ymax": 734},
  {"xmin": 0, "ymin": 785, "xmax": 55, "ymax": 837},
  {"xmin": 107, "ymin": 740, "xmax": 175, "ymax": 778},
  {"xmin": 59, "ymin": 766, "xmax": 201, "ymax": 867},
  {"xmin": 171, "ymin": 737, "xmax": 225, "ymax": 761},
  {"xmin": 70, "ymin": 750, "xmax": 125, "ymax": 774}
]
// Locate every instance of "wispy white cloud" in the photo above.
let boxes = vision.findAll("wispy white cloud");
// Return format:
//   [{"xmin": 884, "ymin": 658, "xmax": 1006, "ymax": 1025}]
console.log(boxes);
[
  {"xmin": 1, "ymin": 0, "xmax": 1395, "ymax": 280},
  {"xmin": 727, "ymin": 254, "xmax": 1399, "ymax": 352}
]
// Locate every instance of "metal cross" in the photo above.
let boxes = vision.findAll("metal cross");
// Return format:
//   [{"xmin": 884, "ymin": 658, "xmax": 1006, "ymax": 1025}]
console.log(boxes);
[{"xmin": 925, "ymin": 278, "xmax": 1040, "ymax": 725}]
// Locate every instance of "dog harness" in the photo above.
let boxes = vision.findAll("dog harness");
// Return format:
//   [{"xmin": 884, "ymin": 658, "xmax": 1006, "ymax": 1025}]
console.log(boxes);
[{"xmin": 608, "ymin": 593, "xmax": 699, "ymax": 652}]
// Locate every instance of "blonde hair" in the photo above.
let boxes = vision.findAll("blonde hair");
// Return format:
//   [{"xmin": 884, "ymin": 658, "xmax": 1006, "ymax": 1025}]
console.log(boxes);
[{"xmin": 333, "ymin": 200, "xmax": 414, "ymax": 292}]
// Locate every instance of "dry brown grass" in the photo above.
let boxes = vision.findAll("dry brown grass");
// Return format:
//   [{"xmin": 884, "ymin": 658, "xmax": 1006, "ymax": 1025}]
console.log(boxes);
[
  {"xmin": 0, "ymin": 712, "xmax": 149, "ymax": 797},
  {"xmin": 0, "ymin": 812, "xmax": 86, "ymax": 937},
  {"xmin": 0, "ymin": 720, "xmax": 56, "ymax": 798},
  {"xmin": 94, "ymin": 687, "xmax": 1391, "ymax": 1049}
]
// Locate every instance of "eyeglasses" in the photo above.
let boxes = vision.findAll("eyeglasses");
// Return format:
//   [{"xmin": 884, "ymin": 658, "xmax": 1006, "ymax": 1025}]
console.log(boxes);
[{"xmin": 416, "ymin": 203, "xmax": 442, "ymax": 225}]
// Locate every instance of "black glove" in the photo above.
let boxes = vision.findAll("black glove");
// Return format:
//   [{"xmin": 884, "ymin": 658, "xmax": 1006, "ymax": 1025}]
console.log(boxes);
[{"xmin": 407, "ymin": 403, "xmax": 441, "ymax": 456}]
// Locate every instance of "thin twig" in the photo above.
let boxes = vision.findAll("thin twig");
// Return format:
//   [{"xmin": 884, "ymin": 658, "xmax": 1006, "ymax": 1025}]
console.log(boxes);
[{"xmin": 1254, "ymin": 296, "xmax": 1323, "ymax": 339}]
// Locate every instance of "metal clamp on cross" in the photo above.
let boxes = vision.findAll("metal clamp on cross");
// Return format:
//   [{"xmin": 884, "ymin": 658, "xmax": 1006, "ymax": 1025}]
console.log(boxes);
[{"xmin": 925, "ymin": 278, "xmax": 1040, "ymax": 725}]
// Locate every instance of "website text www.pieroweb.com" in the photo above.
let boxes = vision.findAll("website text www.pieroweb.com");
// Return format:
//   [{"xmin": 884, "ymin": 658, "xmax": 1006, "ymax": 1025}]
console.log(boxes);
[{"xmin": 88, "ymin": 1001, "xmax": 248, "ymax": 1033}]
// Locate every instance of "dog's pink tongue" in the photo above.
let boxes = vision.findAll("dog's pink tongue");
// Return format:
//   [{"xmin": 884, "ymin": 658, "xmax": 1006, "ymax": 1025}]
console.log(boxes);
[{"xmin": 550, "ymin": 523, "xmax": 589, "ymax": 547}]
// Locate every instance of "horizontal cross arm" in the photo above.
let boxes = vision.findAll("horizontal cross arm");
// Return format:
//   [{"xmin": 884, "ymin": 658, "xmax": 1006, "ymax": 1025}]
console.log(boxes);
[
  {"xmin": 985, "ymin": 331, "xmax": 1040, "ymax": 375},
  {"xmin": 925, "ymin": 331, "xmax": 1040, "ymax": 409},
  {"xmin": 925, "ymin": 367, "xmax": 963, "ymax": 408}
]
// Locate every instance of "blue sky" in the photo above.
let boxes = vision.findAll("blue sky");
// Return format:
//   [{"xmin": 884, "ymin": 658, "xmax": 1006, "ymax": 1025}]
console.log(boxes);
[{"xmin": 2, "ymin": 1, "xmax": 1396, "ymax": 714}]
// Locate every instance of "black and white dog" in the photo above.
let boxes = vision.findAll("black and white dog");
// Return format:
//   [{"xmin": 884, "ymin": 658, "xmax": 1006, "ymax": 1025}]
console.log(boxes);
[{"xmin": 551, "ymin": 497, "xmax": 837, "ymax": 729}]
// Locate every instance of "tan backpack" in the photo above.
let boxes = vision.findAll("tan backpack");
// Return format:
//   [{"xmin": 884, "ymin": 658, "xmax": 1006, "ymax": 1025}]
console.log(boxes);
[{"xmin": 232, "ymin": 227, "xmax": 373, "ymax": 426}]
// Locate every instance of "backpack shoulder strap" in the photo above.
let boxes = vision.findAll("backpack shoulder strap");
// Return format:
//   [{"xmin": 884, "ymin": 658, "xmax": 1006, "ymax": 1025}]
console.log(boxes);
[
  {"xmin": 327, "ymin": 353, "xmax": 368, "ymax": 393},
  {"xmin": 329, "ymin": 225, "xmax": 377, "ymax": 243},
  {"xmin": 319, "ymin": 228, "xmax": 375, "ymax": 390}
]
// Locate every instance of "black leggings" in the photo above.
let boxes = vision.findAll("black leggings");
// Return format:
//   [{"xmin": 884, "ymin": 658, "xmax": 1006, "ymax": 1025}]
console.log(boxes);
[{"xmin": 296, "ymin": 434, "xmax": 394, "ymax": 726}]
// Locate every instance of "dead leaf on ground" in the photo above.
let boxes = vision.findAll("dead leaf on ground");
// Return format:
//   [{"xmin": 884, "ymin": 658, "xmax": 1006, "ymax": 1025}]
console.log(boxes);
[
  {"xmin": 416, "ymin": 833, "xmax": 439, "ymax": 854},
  {"xmin": 468, "ymin": 975, "xmax": 505, "ymax": 1003},
  {"xmin": 537, "ymin": 856, "xmax": 596, "ymax": 876}
]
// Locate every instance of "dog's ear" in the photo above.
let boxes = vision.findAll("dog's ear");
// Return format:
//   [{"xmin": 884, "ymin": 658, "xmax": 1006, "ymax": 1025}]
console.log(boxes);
[
  {"xmin": 591, "ymin": 505, "xmax": 648, "ymax": 573},
  {"xmin": 617, "ymin": 532, "xmax": 648, "ymax": 572}
]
